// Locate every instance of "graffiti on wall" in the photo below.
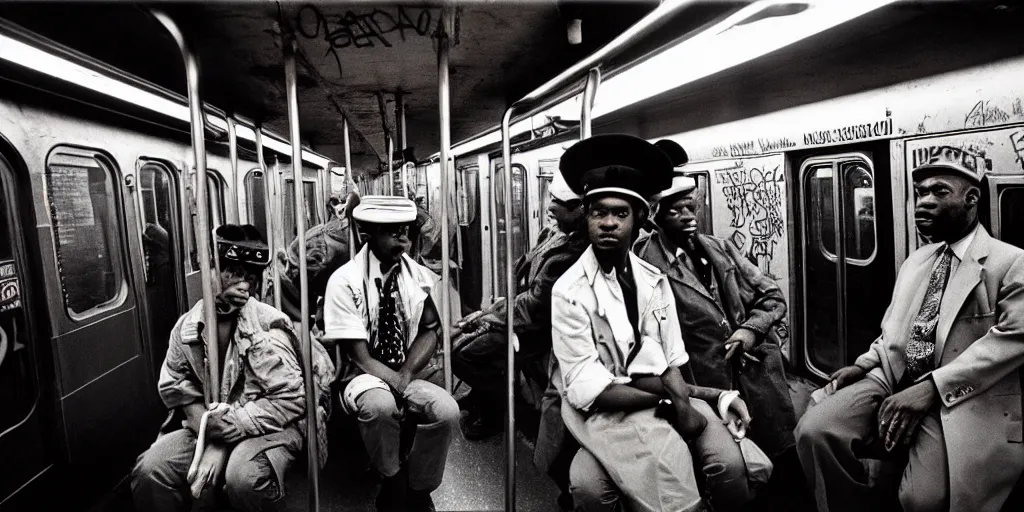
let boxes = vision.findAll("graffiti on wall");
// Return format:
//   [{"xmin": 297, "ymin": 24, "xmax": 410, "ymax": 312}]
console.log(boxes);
[
  {"xmin": 296, "ymin": 4, "xmax": 436, "ymax": 77},
  {"xmin": 714, "ymin": 164, "xmax": 786, "ymax": 278},
  {"xmin": 1011, "ymin": 130, "xmax": 1024, "ymax": 172},
  {"xmin": 965, "ymin": 100, "xmax": 1012, "ymax": 129}
]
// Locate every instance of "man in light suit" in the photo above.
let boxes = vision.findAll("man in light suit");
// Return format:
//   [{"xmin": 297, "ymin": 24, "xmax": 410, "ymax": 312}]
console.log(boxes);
[{"xmin": 795, "ymin": 152, "xmax": 1024, "ymax": 512}]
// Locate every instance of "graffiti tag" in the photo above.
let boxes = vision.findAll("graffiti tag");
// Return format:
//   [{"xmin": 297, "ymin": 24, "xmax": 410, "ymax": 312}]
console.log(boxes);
[
  {"xmin": 296, "ymin": 4, "xmax": 435, "ymax": 77},
  {"xmin": 0, "ymin": 261, "xmax": 17, "ymax": 313},
  {"xmin": 911, "ymin": 144, "xmax": 991, "ymax": 175},
  {"xmin": 965, "ymin": 100, "xmax": 1011, "ymax": 129},
  {"xmin": 803, "ymin": 113, "xmax": 893, "ymax": 146},
  {"xmin": 716, "ymin": 165, "xmax": 785, "ymax": 277},
  {"xmin": 1012, "ymin": 131, "xmax": 1024, "ymax": 172}
]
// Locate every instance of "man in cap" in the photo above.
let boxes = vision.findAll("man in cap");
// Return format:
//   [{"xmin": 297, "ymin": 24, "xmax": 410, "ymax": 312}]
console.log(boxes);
[
  {"xmin": 133, "ymin": 224, "xmax": 334, "ymax": 512},
  {"xmin": 795, "ymin": 152, "xmax": 1024, "ymax": 512},
  {"xmin": 451, "ymin": 169, "xmax": 588, "ymax": 441},
  {"xmin": 635, "ymin": 148, "xmax": 800, "ymax": 508},
  {"xmin": 322, "ymin": 196, "xmax": 459, "ymax": 512},
  {"xmin": 550, "ymin": 134, "xmax": 755, "ymax": 512}
]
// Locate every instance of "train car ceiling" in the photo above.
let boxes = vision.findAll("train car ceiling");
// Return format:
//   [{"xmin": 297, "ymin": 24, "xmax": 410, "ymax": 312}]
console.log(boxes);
[{"xmin": 0, "ymin": 1, "xmax": 743, "ymax": 181}]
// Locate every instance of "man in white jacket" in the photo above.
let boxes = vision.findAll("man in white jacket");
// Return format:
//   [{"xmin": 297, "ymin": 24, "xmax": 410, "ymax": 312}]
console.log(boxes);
[{"xmin": 550, "ymin": 134, "xmax": 756, "ymax": 512}]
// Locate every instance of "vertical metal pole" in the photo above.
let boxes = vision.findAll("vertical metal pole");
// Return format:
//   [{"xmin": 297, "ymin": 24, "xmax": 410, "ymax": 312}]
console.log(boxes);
[
  {"xmin": 270, "ymin": 155, "xmax": 283, "ymax": 310},
  {"xmin": 581, "ymin": 67, "xmax": 601, "ymax": 140},
  {"xmin": 227, "ymin": 116, "xmax": 240, "ymax": 224},
  {"xmin": 284, "ymin": 34, "xmax": 320, "ymax": 512},
  {"xmin": 151, "ymin": 10, "xmax": 219, "ymax": 405},
  {"xmin": 343, "ymin": 118, "xmax": 357, "ymax": 257},
  {"xmin": 438, "ymin": 7, "xmax": 454, "ymax": 396},
  {"xmin": 255, "ymin": 125, "xmax": 278, "ymax": 303},
  {"xmin": 396, "ymin": 91, "xmax": 407, "ymax": 196},
  {"xmin": 500, "ymin": 110, "xmax": 517, "ymax": 512},
  {"xmin": 387, "ymin": 136, "xmax": 395, "ymax": 195}
]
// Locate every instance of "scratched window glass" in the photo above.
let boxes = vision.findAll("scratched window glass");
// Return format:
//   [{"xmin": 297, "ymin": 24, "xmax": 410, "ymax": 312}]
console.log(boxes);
[
  {"xmin": 843, "ymin": 162, "xmax": 876, "ymax": 263},
  {"xmin": 692, "ymin": 172, "xmax": 712, "ymax": 236},
  {"xmin": 0, "ymin": 185, "xmax": 36, "ymax": 434},
  {"xmin": 45, "ymin": 151, "xmax": 125, "ymax": 318}
]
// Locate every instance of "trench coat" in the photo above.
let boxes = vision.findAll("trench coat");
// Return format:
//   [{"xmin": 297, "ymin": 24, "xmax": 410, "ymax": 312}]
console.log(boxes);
[
  {"xmin": 853, "ymin": 226, "xmax": 1024, "ymax": 511},
  {"xmin": 635, "ymin": 231, "xmax": 797, "ymax": 457}
]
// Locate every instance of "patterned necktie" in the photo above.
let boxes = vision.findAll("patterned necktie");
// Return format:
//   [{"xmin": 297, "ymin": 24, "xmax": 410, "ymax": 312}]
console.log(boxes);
[
  {"xmin": 904, "ymin": 246, "xmax": 954, "ymax": 381},
  {"xmin": 372, "ymin": 269, "xmax": 406, "ymax": 370}
]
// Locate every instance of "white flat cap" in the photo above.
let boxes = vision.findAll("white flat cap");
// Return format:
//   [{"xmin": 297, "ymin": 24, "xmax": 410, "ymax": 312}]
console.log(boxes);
[
  {"xmin": 549, "ymin": 170, "xmax": 580, "ymax": 202},
  {"xmin": 650, "ymin": 172, "xmax": 698, "ymax": 204},
  {"xmin": 352, "ymin": 195, "xmax": 417, "ymax": 224}
]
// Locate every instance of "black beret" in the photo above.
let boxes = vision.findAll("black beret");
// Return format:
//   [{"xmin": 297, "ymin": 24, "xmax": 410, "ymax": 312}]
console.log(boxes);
[{"xmin": 559, "ymin": 134, "xmax": 674, "ymax": 204}]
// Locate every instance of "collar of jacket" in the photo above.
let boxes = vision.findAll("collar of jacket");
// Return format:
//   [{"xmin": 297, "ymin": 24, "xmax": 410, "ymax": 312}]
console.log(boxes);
[{"xmin": 579, "ymin": 244, "xmax": 665, "ymax": 291}]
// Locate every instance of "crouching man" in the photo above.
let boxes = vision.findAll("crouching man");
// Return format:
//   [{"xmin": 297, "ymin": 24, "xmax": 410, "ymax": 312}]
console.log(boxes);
[
  {"xmin": 552, "ymin": 135, "xmax": 756, "ymax": 512},
  {"xmin": 322, "ymin": 196, "xmax": 459, "ymax": 512},
  {"xmin": 133, "ymin": 224, "xmax": 333, "ymax": 512}
]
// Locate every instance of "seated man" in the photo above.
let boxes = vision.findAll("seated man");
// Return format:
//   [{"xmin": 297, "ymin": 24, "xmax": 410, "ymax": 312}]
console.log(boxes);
[
  {"xmin": 452, "ymin": 170, "xmax": 587, "ymax": 440},
  {"xmin": 132, "ymin": 224, "xmax": 333, "ymax": 512},
  {"xmin": 552, "ymin": 135, "xmax": 755, "ymax": 512},
  {"xmin": 796, "ymin": 154, "xmax": 1024, "ymax": 511},
  {"xmin": 635, "ymin": 160, "xmax": 800, "ymax": 504},
  {"xmin": 323, "ymin": 196, "xmax": 460, "ymax": 512}
]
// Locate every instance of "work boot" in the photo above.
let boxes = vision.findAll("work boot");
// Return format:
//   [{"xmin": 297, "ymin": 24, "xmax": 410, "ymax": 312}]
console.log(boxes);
[{"xmin": 461, "ymin": 408, "xmax": 502, "ymax": 441}]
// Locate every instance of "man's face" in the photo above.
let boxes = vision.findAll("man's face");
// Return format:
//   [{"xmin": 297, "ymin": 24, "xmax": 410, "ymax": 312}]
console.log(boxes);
[
  {"xmin": 548, "ymin": 195, "xmax": 583, "ymax": 232},
  {"xmin": 914, "ymin": 173, "xmax": 976, "ymax": 240},
  {"xmin": 214, "ymin": 264, "xmax": 259, "ymax": 314},
  {"xmin": 586, "ymin": 196, "xmax": 636, "ymax": 252},
  {"xmin": 367, "ymin": 223, "xmax": 412, "ymax": 265},
  {"xmin": 657, "ymin": 191, "xmax": 700, "ymax": 239}
]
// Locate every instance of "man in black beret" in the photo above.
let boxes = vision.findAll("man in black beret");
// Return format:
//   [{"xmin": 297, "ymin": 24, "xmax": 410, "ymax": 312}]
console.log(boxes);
[{"xmin": 549, "ymin": 134, "xmax": 755, "ymax": 511}]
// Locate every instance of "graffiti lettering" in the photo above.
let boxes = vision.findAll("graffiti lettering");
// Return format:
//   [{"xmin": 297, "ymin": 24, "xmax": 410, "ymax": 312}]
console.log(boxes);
[
  {"xmin": 911, "ymin": 145, "xmax": 991, "ymax": 174},
  {"xmin": 965, "ymin": 100, "xmax": 1011, "ymax": 128},
  {"xmin": 1011, "ymin": 131, "xmax": 1024, "ymax": 171},
  {"xmin": 716, "ymin": 165, "xmax": 785, "ymax": 277},
  {"xmin": 803, "ymin": 113, "xmax": 893, "ymax": 146},
  {"xmin": 0, "ymin": 261, "xmax": 13, "ymax": 278},
  {"xmin": 710, "ymin": 146, "xmax": 730, "ymax": 158},
  {"xmin": 296, "ymin": 4, "xmax": 435, "ymax": 76},
  {"xmin": 728, "ymin": 141, "xmax": 757, "ymax": 157},
  {"xmin": 1014, "ymin": 98, "xmax": 1024, "ymax": 118},
  {"xmin": 757, "ymin": 137, "xmax": 796, "ymax": 153}
]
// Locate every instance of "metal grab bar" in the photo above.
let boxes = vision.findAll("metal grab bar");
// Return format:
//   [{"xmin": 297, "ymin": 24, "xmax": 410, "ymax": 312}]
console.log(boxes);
[
  {"xmin": 150, "ymin": 9, "xmax": 220, "ymax": 405},
  {"xmin": 343, "ymin": 118, "xmax": 358, "ymax": 258},
  {"xmin": 437, "ymin": 7, "xmax": 455, "ymax": 395},
  {"xmin": 283, "ymin": 34, "xmax": 320, "ymax": 512},
  {"xmin": 226, "ymin": 117, "xmax": 240, "ymax": 224},
  {"xmin": 581, "ymin": 68, "xmax": 601, "ymax": 139}
]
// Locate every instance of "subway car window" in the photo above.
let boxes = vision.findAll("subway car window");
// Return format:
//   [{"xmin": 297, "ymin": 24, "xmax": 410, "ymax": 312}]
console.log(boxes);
[
  {"xmin": 842, "ymin": 161, "xmax": 877, "ymax": 263},
  {"xmin": 456, "ymin": 165, "xmax": 478, "ymax": 226},
  {"xmin": 303, "ymin": 180, "xmax": 318, "ymax": 227},
  {"xmin": 807, "ymin": 164, "xmax": 837, "ymax": 259},
  {"xmin": 138, "ymin": 162, "xmax": 183, "ymax": 369},
  {"xmin": 245, "ymin": 169, "xmax": 268, "ymax": 236},
  {"xmin": 691, "ymin": 172, "xmax": 713, "ymax": 236},
  {"xmin": 45, "ymin": 150, "xmax": 125, "ymax": 318},
  {"xmin": 999, "ymin": 186, "xmax": 1024, "ymax": 249}
]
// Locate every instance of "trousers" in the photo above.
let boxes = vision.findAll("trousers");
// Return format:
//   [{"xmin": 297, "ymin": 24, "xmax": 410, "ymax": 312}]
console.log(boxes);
[
  {"xmin": 345, "ymin": 376, "xmax": 460, "ymax": 491},
  {"xmin": 795, "ymin": 376, "xmax": 948, "ymax": 512},
  {"xmin": 131, "ymin": 428, "xmax": 298, "ymax": 512}
]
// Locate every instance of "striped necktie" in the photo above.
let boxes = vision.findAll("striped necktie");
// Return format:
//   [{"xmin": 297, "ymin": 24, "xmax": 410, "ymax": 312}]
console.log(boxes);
[{"xmin": 904, "ymin": 246, "xmax": 954, "ymax": 382}]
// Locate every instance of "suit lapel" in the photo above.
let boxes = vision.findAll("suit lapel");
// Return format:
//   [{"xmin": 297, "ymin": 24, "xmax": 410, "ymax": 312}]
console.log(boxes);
[
  {"xmin": 652, "ymin": 232, "xmax": 717, "ymax": 303},
  {"xmin": 935, "ymin": 231, "xmax": 989, "ymax": 358}
]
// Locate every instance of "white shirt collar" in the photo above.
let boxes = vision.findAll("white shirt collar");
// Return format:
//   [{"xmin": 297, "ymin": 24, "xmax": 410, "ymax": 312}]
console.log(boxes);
[{"xmin": 946, "ymin": 223, "xmax": 980, "ymax": 261}]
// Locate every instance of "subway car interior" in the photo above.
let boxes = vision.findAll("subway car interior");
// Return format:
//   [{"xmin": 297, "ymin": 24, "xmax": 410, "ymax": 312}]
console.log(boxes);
[{"xmin": 2, "ymin": 1, "xmax": 1024, "ymax": 511}]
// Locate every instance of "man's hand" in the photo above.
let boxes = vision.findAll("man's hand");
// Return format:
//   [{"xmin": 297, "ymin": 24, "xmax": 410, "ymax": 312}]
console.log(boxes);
[
  {"xmin": 188, "ymin": 441, "xmax": 229, "ymax": 499},
  {"xmin": 204, "ymin": 407, "xmax": 244, "ymax": 444},
  {"xmin": 878, "ymin": 380, "xmax": 938, "ymax": 451},
  {"xmin": 673, "ymin": 401, "xmax": 708, "ymax": 441},
  {"xmin": 823, "ymin": 365, "xmax": 867, "ymax": 396},
  {"xmin": 724, "ymin": 328, "xmax": 759, "ymax": 362},
  {"xmin": 723, "ymin": 396, "xmax": 753, "ymax": 440},
  {"xmin": 390, "ymin": 369, "xmax": 412, "ymax": 395}
]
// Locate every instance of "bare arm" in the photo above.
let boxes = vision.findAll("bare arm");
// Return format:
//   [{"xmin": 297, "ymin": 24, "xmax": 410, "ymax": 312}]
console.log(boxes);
[
  {"xmin": 631, "ymin": 373, "xmax": 724, "ymax": 403},
  {"xmin": 591, "ymin": 384, "xmax": 662, "ymax": 411},
  {"xmin": 399, "ymin": 296, "xmax": 440, "ymax": 377},
  {"xmin": 343, "ymin": 338, "xmax": 401, "ymax": 390}
]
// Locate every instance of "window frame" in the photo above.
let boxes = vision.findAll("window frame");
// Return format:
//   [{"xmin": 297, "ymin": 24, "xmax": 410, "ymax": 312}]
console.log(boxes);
[
  {"xmin": 988, "ymin": 175, "xmax": 1024, "ymax": 242},
  {"xmin": 799, "ymin": 153, "xmax": 878, "ymax": 267},
  {"xmin": 44, "ymin": 145, "xmax": 130, "ymax": 321},
  {"xmin": 185, "ymin": 170, "xmax": 227, "ymax": 273},
  {"xmin": 135, "ymin": 158, "xmax": 186, "ymax": 309}
]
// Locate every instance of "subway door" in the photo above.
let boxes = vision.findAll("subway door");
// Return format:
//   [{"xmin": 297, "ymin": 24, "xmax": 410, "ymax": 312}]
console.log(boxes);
[
  {"xmin": 490, "ymin": 158, "xmax": 530, "ymax": 299},
  {"xmin": 36, "ymin": 147, "xmax": 159, "ymax": 503},
  {"xmin": 795, "ymin": 147, "xmax": 896, "ymax": 379},
  {"xmin": 0, "ymin": 148, "xmax": 59, "ymax": 508},
  {"xmin": 456, "ymin": 161, "xmax": 483, "ymax": 311}
]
